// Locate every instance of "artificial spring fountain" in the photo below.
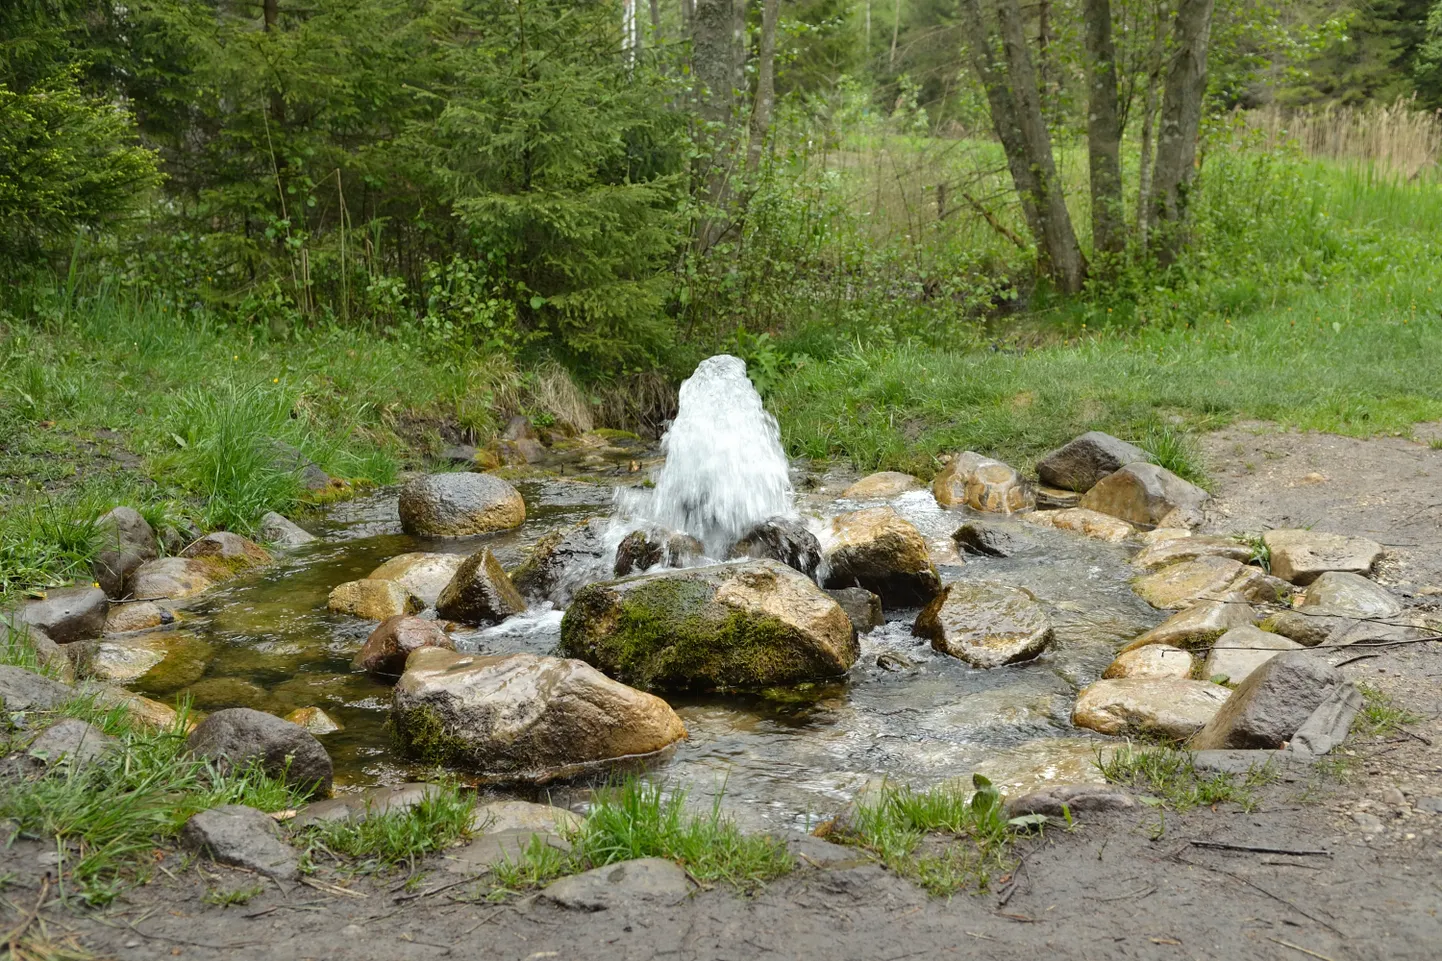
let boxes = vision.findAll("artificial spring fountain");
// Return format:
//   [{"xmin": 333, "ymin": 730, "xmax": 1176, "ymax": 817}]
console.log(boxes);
[{"xmin": 81, "ymin": 354, "xmax": 1381, "ymax": 831}]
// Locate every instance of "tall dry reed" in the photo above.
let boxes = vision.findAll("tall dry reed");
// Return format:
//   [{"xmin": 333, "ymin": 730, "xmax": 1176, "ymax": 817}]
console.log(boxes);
[{"xmin": 1248, "ymin": 99, "xmax": 1442, "ymax": 180}]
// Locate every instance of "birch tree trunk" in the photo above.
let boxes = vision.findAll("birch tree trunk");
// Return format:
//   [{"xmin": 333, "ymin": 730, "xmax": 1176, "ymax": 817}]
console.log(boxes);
[
  {"xmin": 994, "ymin": 0, "xmax": 1087, "ymax": 292},
  {"xmin": 746, "ymin": 0, "xmax": 781, "ymax": 174},
  {"xmin": 1083, "ymin": 0, "xmax": 1124, "ymax": 260},
  {"xmin": 1151, "ymin": 0, "xmax": 1213, "ymax": 265}
]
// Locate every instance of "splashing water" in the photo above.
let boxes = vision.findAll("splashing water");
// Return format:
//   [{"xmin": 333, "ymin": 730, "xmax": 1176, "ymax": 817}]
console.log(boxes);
[{"xmin": 620, "ymin": 355, "xmax": 794, "ymax": 557}]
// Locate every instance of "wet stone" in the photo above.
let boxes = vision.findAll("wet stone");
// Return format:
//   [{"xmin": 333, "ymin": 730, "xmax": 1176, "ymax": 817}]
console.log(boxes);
[
  {"xmin": 103, "ymin": 601, "xmax": 174, "ymax": 635},
  {"xmin": 932, "ymin": 452, "xmax": 1033, "ymax": 512},
  {"xmin": 368, "ymin": 552, "xmax": 465, "ymax": 607},
  {"xmin": 1103, "ymin": 644, "xmax": 1193, "ymax": 679},
  {"xmin": 1073, "ymin": 678, "xmax": 1231, "ymax": 740},
  {"xmin": 327, "ymin": 579, "xmax": 424, "ymax": 621},
  {"xmin": 258, "ymin": 511, "xmax": 317, "ymax": 547},
  {"xmin": 914, "ymin": 583, "xmax": 1053, "ymax": 669},
  {"xmin": 1035, "ymin": 432, "xmax": 1150, "ymax": 493},
  {"xmin": 181, "ymin": 532, "xmax": 271, "ymax": 570},
  {"xmin": 511, "ymin": 520, "xmax": 608, "ymax": 605},
  {"xmin": 20, "ymin": 587, "xmax": 108, "ymax": 644},
  {"xmin": 1121, "ymin": 600, "xmax": 1255, "ymax": 653},
  {"xmin": 435, "ymin": 548, "xmax": 526, "ymax": 627},
  {"xmin": 821, "ymin": 507, "xmax": 941, "ymax": 607},
  {"xmin": 840, "ymin": 472, "xmax": 920, "ymax": 499},
  {"xmin": 284, "ymin": 706, "xmax": 342, "ymax": 735},
  {"xmin": 825, "ymin": 587, "xmax": 884, "ymax": 634},
  {"xmin": 1024, "ymin": 508, "xmax": 1133, "ymax": 543},
  {"xmin": 352, "ymin": 615, "xmax": 454, "ymax": 677},
  {"xmin": 398, "ymin": 472, "xmax": 526, "ymax": 537},
  {"xmin": 1132, "ymin": 556, "xmax": 1245, "ymax": 610},
  {"xmin": 728, "ymin": 517, "xmax": 823, "ymax": 579},
  {"xmin": 952, "ymin": 522, "xmax": 1032, "ymax": 558}
]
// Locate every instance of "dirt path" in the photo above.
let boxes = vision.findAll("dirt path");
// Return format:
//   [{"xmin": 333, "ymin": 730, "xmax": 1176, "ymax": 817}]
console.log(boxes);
[{"xmin": 5, "ymin": 426, "xmax": 1442, "ymax": 961}]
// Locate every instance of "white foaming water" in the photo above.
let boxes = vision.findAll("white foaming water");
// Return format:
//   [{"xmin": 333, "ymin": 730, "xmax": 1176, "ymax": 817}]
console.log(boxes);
[{"xmin": 618, "ymin": 355, "xmax": 794, "ymax": 557}]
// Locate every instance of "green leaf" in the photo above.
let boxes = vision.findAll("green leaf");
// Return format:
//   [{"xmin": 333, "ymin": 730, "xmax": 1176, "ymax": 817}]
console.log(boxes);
[{"xmin": 529, "ymin": 295, "xmax": 546, "ymax": 310}]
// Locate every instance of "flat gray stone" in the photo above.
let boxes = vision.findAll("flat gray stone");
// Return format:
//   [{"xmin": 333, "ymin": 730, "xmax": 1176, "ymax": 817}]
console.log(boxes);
[
  {"xmin": 182, "ymin": 805, "xmax": 299, "ymax": 879},
  {"xmin": 952, "ymin": 523, "xmax": 1033, "ymax": 558},
  {"xmin": 1263, "ymin": 530, "xmax": 1383, "ymax": 586},
  {"xmin": 785, "ymin": 834, "xmax": 869, "ymax": 868},
  {"xmin": 541, "ymin": 857, "xmax": 691, "ymax": 911},
  {"xmin": 187, "ymin": 708, "xmax": 333, "ymax": 798},
  {"xmin": 25, "ymin": 719, "xmax": 118, "ymax": 770},
  {"xmin": 258, "ymin": 512, "xmax": 317, "ymax": 547},
  {"xmin": 1004, "ymin": 783, "xmax": 1136, "ymax": 819},
  {"xmin": 442, "ymin": 828, "xmax": 570, "ymax": 876},
  {"xmin": 1191, "ymin": 750, "xmax": 1307, "ymax": 777},
  {"xmin": 471, "ymin": 800, "xmax": 585, "ymax": 836},
  {"xmin": 824, "ymin": 587, "xmax": 883, "ymax": 634},
  {"xmin": 1417, "ymin": 797, "xmax": 1442, "ymax": 815},
  {"xmin": 0, "ymin": 665, "xmax": 74, "ymax": 712},
  {"xmin": 1299, "ymin": 572, "xmax": 1402, "ymax": 618},
  {"xmin": 20, "ymin": 587, "xmax": 108, "ymax": 643},
  {"xmin": 93, "ymin": 507, "xmax": 158, "ymax": 598},
  {"xmin": 1290, "ymin": 682, "xmax": 1363, "ymax": 757},
  {"xmin": 291, "ymin": 783, "xmax": 440, "ymax": 828}
]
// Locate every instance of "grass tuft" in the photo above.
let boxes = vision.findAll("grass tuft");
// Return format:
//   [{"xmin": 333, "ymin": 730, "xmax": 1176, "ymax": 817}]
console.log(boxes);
[
  {"xmin": 1354, "ymin": 683, "xmax": 1424, "ymax": 737},
  {"xmin": 1140, "ymin": 425, "xmax": 1209, "ymax": 488},
  {"xmin": 294, "ymin": 779, "xmax": 474, "ymax": 875},
  {"xmin": 1097, "ymin": 743, "xmax": 1274, "ymax": 814},
  {"xmin": 202, "ymin": 882, "xmax": 265, "ymax": 907}
]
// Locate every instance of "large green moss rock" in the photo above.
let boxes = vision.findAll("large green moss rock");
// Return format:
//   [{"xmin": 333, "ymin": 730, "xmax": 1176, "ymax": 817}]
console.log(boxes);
[{"xmin": 558, "ymin": 560, "xmax": 858, "ymax": 691}]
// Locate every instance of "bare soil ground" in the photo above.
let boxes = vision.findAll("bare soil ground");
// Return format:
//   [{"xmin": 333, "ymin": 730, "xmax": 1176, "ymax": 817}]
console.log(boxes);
[{"xmin": 5, "ymin": 425, "xmax": 1441, "ymax": 961}]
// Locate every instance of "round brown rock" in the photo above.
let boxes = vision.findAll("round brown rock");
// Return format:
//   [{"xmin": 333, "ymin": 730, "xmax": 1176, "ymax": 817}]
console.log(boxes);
[
  {"xmin": 914, "ymin": 583, "xmax": 1053, "ymax": 669},
  {"xmin": 353, "ymin": 615, "xmax": 455, "ymax": 677},
  {"xmin": 398, "ymin": 472, "xmax": 525, "ymax": 537}
]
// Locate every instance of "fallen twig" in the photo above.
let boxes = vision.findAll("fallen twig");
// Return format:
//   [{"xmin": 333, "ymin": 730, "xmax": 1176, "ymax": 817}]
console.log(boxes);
[
  {"xmin": 1189, "ymin": 840, "xmax": 1331, "ymax": 857},
  {"xmin": 1269, "ymin": 936, "xmax": 1339, "ymax": 961},
  {"xmin": 393, "ymin": 875, "xmax": 479, "ymax": 904},
  {"xmin": 1174, "ymin": 854, "xmax": 1343, "ymax": 935},
  {"xmin": 300, "ymin": 876, "xmax": 368, "ymax": 899},
  {"xmin": 2, "ymin": 877, "xmax": 48, "ymax": 952}
]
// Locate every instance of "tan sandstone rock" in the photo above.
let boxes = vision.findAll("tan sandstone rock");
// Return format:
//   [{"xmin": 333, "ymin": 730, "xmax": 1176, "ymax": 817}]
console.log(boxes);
[
  {"xmin": 933, "ymin": 452, "xmax": 1033, "ymax": 513},
  {"xmin": 1072, "ymin": 678, "xmax": 1231, "ymax": 740},
  {"xmin": 1103, "ymin": 644, "xmax": 1194, "ymax": 679},
  {"xmin": 327, "ymin": 579, "xmax": 424, "ymax": 621},
  {"xmin": 913, "ymin": 583, "xmax": 1054, "ymax": 669},
  {"xmin": 821, "ymin": 508, "xmax": 941, "ymax": 607}
]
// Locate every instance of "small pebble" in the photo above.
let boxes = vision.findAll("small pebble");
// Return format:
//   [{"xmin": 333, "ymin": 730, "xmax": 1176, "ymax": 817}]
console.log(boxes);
[
  {"xmin": 1418, "ymin": 797, "xmax": 1442, "ymax": 815},
  {"xmin": 1353, "ymin": 812, "xmax": 1385, "ymax": 833},
  {"xmin": 1381, "ymin": 787, "xmax": 1407, "ymax": 807},
  {"xmin": 342, "ymin": 924, "xmax": 364, "ymax": 937}
]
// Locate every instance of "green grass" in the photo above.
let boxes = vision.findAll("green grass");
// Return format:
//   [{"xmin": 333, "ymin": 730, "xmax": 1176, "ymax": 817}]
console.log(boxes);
[
  {"xmin": 822, "ymin": 775, "xmax": 1033, "ymax": 897},
  {"xmin": 1354, "ymin": 683, "xmax": 1424, "ymax": 737},
  {"xmin": 1097, "ymin": 743, "xmax": 1275, "ymax": 814},
  {"xmin": 294, "ymin": 779, "xmax": 475, "ymax": 875},
  {"xmin": 0, "ymin": 699, "xmax": 309, "ymax": 906},
  {"xmin": 202, "ymin": 882, "xmax": 265, "ymax": 907},
  {"xmin": 490, "ymin": 779, "xmax": 792, "ymax": 895}
]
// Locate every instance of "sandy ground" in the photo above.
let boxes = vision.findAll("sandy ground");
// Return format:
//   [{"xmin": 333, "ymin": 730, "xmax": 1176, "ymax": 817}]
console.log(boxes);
[{"xmin": 4, "ymin": 425, "xmax": 1441, "ymax": 961}]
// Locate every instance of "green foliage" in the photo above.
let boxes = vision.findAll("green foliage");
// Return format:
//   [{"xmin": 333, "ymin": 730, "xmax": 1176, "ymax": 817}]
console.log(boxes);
[
  {"xmin": 1139, "ymin": 425, "xmax": 1209, "ymax": 488},
  {"xmin": 0, "ymin": 700, "xmax": 309, "ymax": 906},
  {"xmin": 0, "ymin": 493, "xmax": 102, "ymax": 596},
  {"xmin": 1354, "ymin": 683, "xmax": 1425, "ymax": 736},
  {"xmin": 830, "ymin": 775, "xmax": 1029, "ymax": 897},
  {"xmin": 1097, "ymin": 743, "xmax": 1274, "ymax": 813},
  {"xmin": 492, "ymin": 778, "xmax": 792, "ymax": 893},
  {"xmin": 202, "ymin": 883, "xmax": 265, "ymax": 907},
  {"xmin": 294, "ymin": 779, "xmax": 474, "ymax": 874}
]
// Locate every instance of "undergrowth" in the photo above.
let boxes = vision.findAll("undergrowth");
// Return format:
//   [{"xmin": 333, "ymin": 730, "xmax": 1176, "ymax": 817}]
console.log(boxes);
[
  {"xmin": 491, "ymin": 779, "xmax": 792, "ymax": 895},
  {"xmin": 1354, "ymin": 683, "xmax": 1424, "ymax": 737},
  {"xmin": 1097, "ymin": 743, "xmax": 1275, "ymax": 816},
  {"xmin": 294, "ymin": 780, "xmax": 474, "ymax": 875}
]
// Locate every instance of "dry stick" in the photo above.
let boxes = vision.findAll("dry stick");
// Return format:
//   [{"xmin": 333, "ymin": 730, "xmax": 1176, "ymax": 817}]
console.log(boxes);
[
  {"xmin": 1173, "ymin": 854, "xmax": 1343, "ymax": 936},
  {"xmin": 1269, "ymin": 937, "xmax": 1340, "ymax": 961},
  {"xmin": 958, "ymin": 190, "xmax": 1028, "ymax": 249},
  {"xmin": 1188, "ymin": 840, "xmax": 1331, "ymax": 857},
  {"xmin": 2, "ymin": 877, "xmax": 49, "ymax": 952},
  {"xmin": 393, "ymin": 875, "xmax": 480, "ymax": 904}
]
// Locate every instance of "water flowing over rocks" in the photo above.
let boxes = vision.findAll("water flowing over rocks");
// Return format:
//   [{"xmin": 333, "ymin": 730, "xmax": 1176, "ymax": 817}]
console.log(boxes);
[
  {"xmin": 819, "ymin": 507, "xmax": 941, "ymax": 607},
  {"xmin": 368, "ymin": 552, "xmax": 466, "ymax": 607},
  {"xmin": 952, "ymin": 522, "xmax": 1033, "ymax": 557},
  {"xmin": 92, "ymin": 506, "xmax": 158, "ymax": 598},
  {"xmin": 353, "ymin": 615, "xmax": 455, "ymax": 676},
  {"xmin": 511, "ymin": 520, "xmax": 609, "ymax": 604},
  {"xmin": 728, "ymin": 517, "xmax": 823, "ymax": 579},
  {"xmin": 825, "ymin": 587, "xmax": 883, "ymax": 634},
  {"xmin": 913, "ymin": 583, "xmax": 1054, "ymax": 669},
  {"xmin": 397, "ymin": 472, "xmax": 526, "ymax": 536},
  {"xmin": 435, "ymin": 548, "xmax": 526, "ymax": 626},
  {"xmin": 1262, "ymin": 529, "xmax": 1383, "ymax": 585},
  {"xmin": 840, "ymin": 472, "xmax": 920, "ymax": 499},
  {"xmin": 103, "ymin": 600, "xmax": 174, "ymax": 634},
  {"xmin": 1079, "ymin": 463, "xmax": 1209, "ymax": 528},
  {"xmin": 186, "ymin": 708, "xmax": 333, "ymax": 798},
  {"xmin": 19, "ymin": 586, "xmax": 107, "ymax": 643},
  {"xmin": 285, "ymin": 706, "xmax": 342, "ymax": 735},
  {"xmin": 390, "ymin": 648, "xmax": 687, "ymax": 781},
  {"xmin": 1200, "ymin": 624, "xmax": 1303, "ymax": 684},
  {"xmin": 1035, "ymin": 432, "xmax": 1150, "ymax": 493},
  {"xmin": 559, "ymin": 560, "xmax": 858, "ymax": 690},
  {"xmin": 327, "ymin": 578, "xmax": 425, "ymax": 620},
  {"xmin": 1298, "ymin": 571, "xmax": 1402, "ymax": 618},
  {"xmin": 932, "ymin": 452, "xmax": 1033, "ymax": 512},
  {"xmin": 1072, "ymin": 678, "xmax": 1231, "ymax": 739},
  {"xmin": 1103, "ymin": 644, "xmax": 1193, "ymax": 679},
  {"xmin": 1190, "ymin": 651, "xmax": 1347, "ymax": 751},
  {"xmin": 613, "ymin": 528, "xmax": 704, "ymax": 577}
]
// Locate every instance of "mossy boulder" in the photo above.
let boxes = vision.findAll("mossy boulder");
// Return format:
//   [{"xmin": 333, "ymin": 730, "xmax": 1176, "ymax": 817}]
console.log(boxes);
[
  {"xmin": 558, "ymin": 559, "xmax": 858, "ymax": 691},
  {"xmin": 511, "ymin": 519, "xmax": 609, "ymax": 604},
  {"xmin": 391, "ymin": 648, "xmax": 686, "ymax": 782}
]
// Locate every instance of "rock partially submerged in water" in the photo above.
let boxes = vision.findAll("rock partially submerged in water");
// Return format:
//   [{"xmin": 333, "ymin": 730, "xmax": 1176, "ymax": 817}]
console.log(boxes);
[
  {"xmin": 614, "ymin": 527, "xmax": 704, "ymax": 577},
  {"xmin": 328, "ymin": 578, "xmax": 424, "ymax": 621},
  {"xmin": 512, "ymin": 519, "xmax": 609, "ymax": 604},
  {"xmin": 913, "ymin": 583, "xmax": 1053, "ymax": 669},
  {"xmin": 840, "ymin": 472, "xmax": 920, "ymax": 499},
  {"xmin": 933, "ymin": 452, "xmax": 1033, "ymax": 513},
  {"xmin": 1024, "ymin": 508, "xmax": 1133, "ymax": 543},
  {"xmin": 19, "ymin": 586, "xmax": 108, "ymax": 644},
  {"xmin": 435, "ymin": 548, "xmax": 525, "ymax": 626},
  {"xmin": 1079, "ymin": 463, "xmax": 1208, "ymax": 529},
  {"xmin": 820, "ymin": 508, "xmax": 940, "ymax": 607},
  {"xmin": 103, "ymin": 601, "xmax": 175, "ymax": 634},
  {"xmin": 398, "ymin": 472, "xmax": 525, "ymax": 537},
  {"xmin": 728, "ymin": 517, "xmax": 822, "ymax": 579},
  {"xmin": 391, "ymin": 648, "xmax": 687, "ymax": 781},
  {"xmin": 353, "ymin": 615, "xmax": 455, "ymax": 677},
  {"xmin": 560, "ymin": 560, "xmax": 858, "ymax": 690},
  {"xmin": 369, "ymin": 552, "xmax": 465, "ymax": 607},
  {"xmin": 126, "ymin": 532, "xmax": 271, "ymax": 602},
  {"xmin": 826, "ymin": 587, "xmax": 883, "ymax": 634},
  {"xmin": 257, "ymin": 511, "xmax": 317, "ymax": 547}
]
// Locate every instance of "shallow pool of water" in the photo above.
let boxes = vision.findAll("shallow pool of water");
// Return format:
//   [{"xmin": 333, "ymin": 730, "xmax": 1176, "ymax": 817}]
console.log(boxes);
[{"xmin": 135, "ymin": 470, "xmax": 1162, "ymax": 833}]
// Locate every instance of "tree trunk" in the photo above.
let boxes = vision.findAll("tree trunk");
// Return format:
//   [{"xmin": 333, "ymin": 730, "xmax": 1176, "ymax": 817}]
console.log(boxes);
[
  {"xmin": 1135, "ymin": 3, "xmax": 1165, "ymax": 244},
  {"xmin": 650, "ymin": 0, "xmax": 661, "ymax": 43},
  {"xmin": 1151, "ymin": 0, "xmax": 1213, "ymax": 265},
  {"xmin": 994, "ymin": 0, "xmax": 1087, "ymax": 292},
  {"xmin": 263, "ymin": 0, "xmax": 285, "ymax": 125},
  {"xmin": 957, "ymin": 0, "xmax": 1047, "ymax": 260},
  {"xmin": 747, "ymin": 0, "xmax": 780, "ymax": 174},
  {"xmin": 692, "ymin": 0, "xmax": 739, "ymax": 123},
  {"xmin": 1083, "ymin": 0, "xmax": 1124, "ymax": 260}
]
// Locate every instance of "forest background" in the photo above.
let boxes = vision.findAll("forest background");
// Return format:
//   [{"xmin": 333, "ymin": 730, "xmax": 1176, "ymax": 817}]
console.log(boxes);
[{"xmin": 4, "ymin": 0, "xmax": 1442, "ymax": 596}]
